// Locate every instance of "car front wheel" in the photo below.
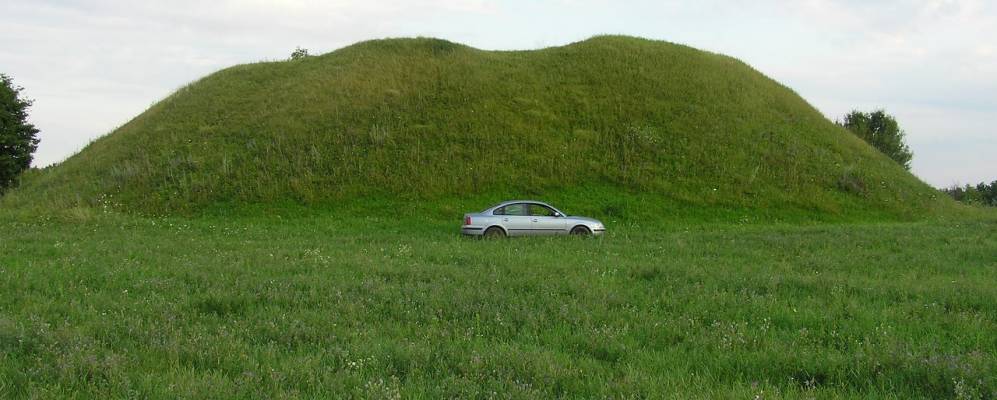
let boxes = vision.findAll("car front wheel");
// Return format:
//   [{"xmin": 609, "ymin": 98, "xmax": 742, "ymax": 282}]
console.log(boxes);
[{"xmin": 570, "ymin": 226, "xmax": 591, "ymax": 236}]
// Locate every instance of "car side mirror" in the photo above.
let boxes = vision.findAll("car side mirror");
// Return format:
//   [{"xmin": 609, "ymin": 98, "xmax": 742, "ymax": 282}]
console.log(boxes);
[{"xmin": 554, "ymin": 212, "xmax": 563, "ymax": 218}]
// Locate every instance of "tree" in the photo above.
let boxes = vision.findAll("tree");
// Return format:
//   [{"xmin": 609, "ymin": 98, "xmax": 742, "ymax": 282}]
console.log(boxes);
[
  {"xmin": 289, "ymin": 47, "xmax": 310, "ymax": 60},
  {"xmin": 0, "ymin": 73, "xmax": 40, "ymax": 193},
  {"xmin": 978, "ymin": 180, "xmax": 997, "ymax": 206},
  {"xmin": 840, "ymin": 110, "xmax": 913, "ymax": 170}
]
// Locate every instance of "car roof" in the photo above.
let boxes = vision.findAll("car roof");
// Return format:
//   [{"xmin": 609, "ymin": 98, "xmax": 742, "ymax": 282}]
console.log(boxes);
[{"xmin": 491, "ymin": 200, "xmax": 555, "ymax": 209}]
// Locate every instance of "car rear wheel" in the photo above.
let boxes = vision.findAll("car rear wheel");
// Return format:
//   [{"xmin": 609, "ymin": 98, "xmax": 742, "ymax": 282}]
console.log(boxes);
[
  {"xmin": 570, "ymin": 225, "xmax": 591, "ymax": 236},
  {"xmin": 483, "ymin": 227, "xmax": 506, "ymax": 239}
]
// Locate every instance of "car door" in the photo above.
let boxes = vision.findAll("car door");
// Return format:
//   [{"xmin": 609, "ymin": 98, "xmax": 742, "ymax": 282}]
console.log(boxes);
[
  {"xmin": 495, "ymin": 203, "xmax": 532, "ymax": 236},
  {"xmin": 529, "ymin": 204, "xmax": 567, "ymax": 235}
]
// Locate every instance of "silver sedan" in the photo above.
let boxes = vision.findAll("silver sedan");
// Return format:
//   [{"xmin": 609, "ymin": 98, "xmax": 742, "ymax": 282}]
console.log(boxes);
[{"xmin": 461, "ymin": 200, "xmax": 606, "ymax": 237}]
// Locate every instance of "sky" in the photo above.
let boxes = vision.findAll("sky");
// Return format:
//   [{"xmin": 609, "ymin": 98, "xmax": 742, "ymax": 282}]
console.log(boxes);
[{"xmin": 0, "ymin": 0, "xmax": 993, "ymax": 187}]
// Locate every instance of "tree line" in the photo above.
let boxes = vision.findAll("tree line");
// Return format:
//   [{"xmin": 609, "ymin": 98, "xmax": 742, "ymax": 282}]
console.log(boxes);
[{"xmin": 941, "ymin": 181, "xmax": 997, "ymax": 207}]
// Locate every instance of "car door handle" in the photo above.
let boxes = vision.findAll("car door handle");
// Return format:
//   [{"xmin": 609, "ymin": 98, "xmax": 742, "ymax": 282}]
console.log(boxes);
[
  {"xmin": 503, "ymin": 218, "xmax": 509, "ymax": 222},
  {"xmin": 531, "ymin": 218, "xmax": 538, "ymax": 222}
]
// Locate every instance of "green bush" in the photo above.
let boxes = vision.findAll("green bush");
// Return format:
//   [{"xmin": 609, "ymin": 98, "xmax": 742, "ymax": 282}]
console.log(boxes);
[{"xmin": 289, "ymin": 47, "xmax": 310, "ymax": 60}]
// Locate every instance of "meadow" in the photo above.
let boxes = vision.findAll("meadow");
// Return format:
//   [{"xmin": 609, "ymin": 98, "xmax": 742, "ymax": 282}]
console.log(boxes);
[{"xmin": 2, "ymin": 208, "xmax": 994, "ymax": 399}]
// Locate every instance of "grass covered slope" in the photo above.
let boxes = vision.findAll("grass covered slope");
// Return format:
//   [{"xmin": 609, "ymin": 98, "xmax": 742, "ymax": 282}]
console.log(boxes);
[{"xmin": 7, "ymin": 36, "xmax": 945, "ymax": 216}]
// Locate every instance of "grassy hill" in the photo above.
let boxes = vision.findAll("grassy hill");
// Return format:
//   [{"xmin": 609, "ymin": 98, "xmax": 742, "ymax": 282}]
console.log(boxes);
[{"xmin": 4, "ymin": 36, "xmax": 947, "ymax": 219}]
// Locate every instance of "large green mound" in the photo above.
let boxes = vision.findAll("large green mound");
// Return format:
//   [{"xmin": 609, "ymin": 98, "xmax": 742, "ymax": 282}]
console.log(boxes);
[{"xmin": 5, "ymin": 36, "xmax": 947, "ymax": 217}]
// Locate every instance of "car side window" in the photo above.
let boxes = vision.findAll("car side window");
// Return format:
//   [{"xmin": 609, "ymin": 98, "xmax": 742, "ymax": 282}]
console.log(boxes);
[
  {"xmin": 493, "ymin": 206, "xmax": 505, "ymax": 215},
  {"xmin": 499, "ymin": 204, "xmax": 527, "ymax": 216},
  {"xmin": 529, "ymin": 204, "xmax": 556, "ymax": 217}
]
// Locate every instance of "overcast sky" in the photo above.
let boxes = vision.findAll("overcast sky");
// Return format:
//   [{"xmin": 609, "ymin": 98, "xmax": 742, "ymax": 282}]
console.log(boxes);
[{"xmin": 1, "ymin": 0, "xmax": 993, "ymax": 186}]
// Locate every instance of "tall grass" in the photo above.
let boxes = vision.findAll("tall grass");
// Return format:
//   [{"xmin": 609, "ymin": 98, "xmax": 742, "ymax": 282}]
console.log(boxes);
[{"xmin": 0, "ymin": 210, "xmax": 994, "ymax": 398}]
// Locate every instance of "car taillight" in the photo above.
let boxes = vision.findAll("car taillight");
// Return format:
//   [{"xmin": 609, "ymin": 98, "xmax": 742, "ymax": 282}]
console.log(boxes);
[{"xmin": 464, "ymin": 216, "xmax": 471, "ymax": 225}]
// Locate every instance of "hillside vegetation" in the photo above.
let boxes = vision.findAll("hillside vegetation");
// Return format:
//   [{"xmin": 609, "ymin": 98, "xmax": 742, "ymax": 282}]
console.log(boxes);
[{"xmin": 3, "ymin": 36, "xmax": 947, "ymax": 218}]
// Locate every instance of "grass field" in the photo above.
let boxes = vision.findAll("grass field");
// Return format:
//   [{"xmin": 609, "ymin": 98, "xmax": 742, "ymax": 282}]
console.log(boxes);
[{"xmin": 2, "ymin": 209, "xmax": 994, "ymax": 399}]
